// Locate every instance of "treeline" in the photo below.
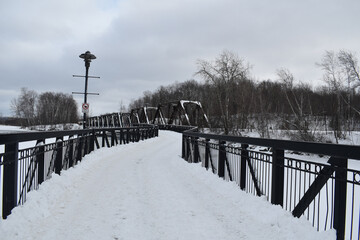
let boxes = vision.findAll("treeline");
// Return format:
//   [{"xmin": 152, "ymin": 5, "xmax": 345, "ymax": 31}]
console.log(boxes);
[
  {"xmin": 11, "ymin": 88, "xmax": 79, "ymax": 126},
  {"xmin": 130, "ymin": 50, "xmax": 360, "ymax": 142}
]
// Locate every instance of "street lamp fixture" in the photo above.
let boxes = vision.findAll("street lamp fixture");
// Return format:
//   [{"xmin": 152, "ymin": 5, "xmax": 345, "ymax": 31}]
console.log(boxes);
[{"xmin": 79, "ymin": 51, "xmax": 96, "ymax": 129}]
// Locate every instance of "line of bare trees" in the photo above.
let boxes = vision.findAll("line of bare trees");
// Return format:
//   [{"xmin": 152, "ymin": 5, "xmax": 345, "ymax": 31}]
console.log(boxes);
[
  {"xmin": 130, "ymin": 50, "xmax": 360, "ymax": 142},
  {"xmin": 11, "ymin": 88, "xmax": 79, "ymax": 127}
]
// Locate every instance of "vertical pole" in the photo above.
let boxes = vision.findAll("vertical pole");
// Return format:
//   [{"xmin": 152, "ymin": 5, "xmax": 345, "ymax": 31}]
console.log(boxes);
[
  {"xmin": 111, "ymin": 131, "xmax": 115, "ymax": 146},
  {"xmin": 54, "ymin": 138, "xmax": 63, "ymax": 174},
  {"xmin": 76, "ymin": 135, "xmax": 83, "ymax": 162},
  {"xmin": 240, "ymin": 144, "xmax": 248, "ymax": 190},
  {"xmin": 102, "ymin": 131, "xmax": 106, "ymax": 148},
  {"xmin": 83, "ymin": 61, "xmax": 89, "ymax": 129},
  {"xmin": 89, "ymin": 130, "xmax": 95, "ymax": 152},
  {"xmin": 332, "ymin": 158, "xmax": 347, "ymax": 240},
  {"xmin": 3, "ymin": 142, "xmax": 18, "ymax": 219},
  {"xmin": 182, "ymin": 135, "xmax": 186, "ymax": 158},
  {"xmin": 84, "ymin": 134, "xmax": 89, "ymax": 155},
  {"xmin": 218, "ymin": 141, "xmax": 226, "ymax": 179},
  {"xmin": 271, "ymin": 148, "xmax": 285, "ymax": 206},
  {"xmin": 37, "ymin": 139, "xmax": 45, "ymax": 185},
  {"xmin": 205, "ymin": 139, "xmax": 210, "ymax": 169},
  {"xmin": 186, "ymin": 136, "xmax": 191, "ymax": 162},
  {"xmin": 120, "ymin": 129, "xmax": 124, "ymax": 144},
  {"xmin": 155, "ymin": 126, "xmax": 159, "ymax": 137},
  {"xmin": 68, "ymin": 138, "xmax": 74, "ymax": 168},
  {"xmin": 136, "ymin": 128, "xmax": 140, "ymax": 142},
  {"xmin": 193, "ymin": 137, "xmax": 199, "ymax": 163}
]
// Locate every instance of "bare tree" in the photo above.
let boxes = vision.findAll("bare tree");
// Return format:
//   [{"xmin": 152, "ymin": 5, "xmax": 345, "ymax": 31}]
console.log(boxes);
[
  {"xmin": 338, "ymin": 50, "xmax": 360, "ymax": 87},
  {"xmin": 195, "ymin": 50, "xmax": 251, "ymax": 134},
  {"xmin": 277, "ymin": 69, "xmax": 318, "ymax": 141},
  {"xmin": 317, "ymin": 51, "xmax": 345, "ymax": 142},
  {"xmin": 37, "ymin": 92, "xmax": 78, "ymax": 125},
  {"xmin": 11, "ymin": 88, "xmax": 38, "ymax": 126}
]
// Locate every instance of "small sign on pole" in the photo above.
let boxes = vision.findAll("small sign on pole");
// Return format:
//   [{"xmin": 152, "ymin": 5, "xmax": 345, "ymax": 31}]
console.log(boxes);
[{"xmin": 82, "ymin": 103, "xmax": 89, "ymax": 113}]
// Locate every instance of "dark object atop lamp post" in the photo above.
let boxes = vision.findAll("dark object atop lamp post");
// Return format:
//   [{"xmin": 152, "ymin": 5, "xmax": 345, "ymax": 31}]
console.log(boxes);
[{"xmin": 79, "ymin": 51, "xmax": 96, "ymax": 129}]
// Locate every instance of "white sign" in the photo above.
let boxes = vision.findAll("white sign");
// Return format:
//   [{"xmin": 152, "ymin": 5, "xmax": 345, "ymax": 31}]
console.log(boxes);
[{"xmin": 82, "ymin": 103, "xmax": 89, "ymax": 113}]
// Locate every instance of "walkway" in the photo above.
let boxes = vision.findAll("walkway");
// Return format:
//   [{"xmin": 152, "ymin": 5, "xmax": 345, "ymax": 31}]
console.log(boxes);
[{"xmin": 0, "ymin": 131, "xmax": 334, "ymax": 240}]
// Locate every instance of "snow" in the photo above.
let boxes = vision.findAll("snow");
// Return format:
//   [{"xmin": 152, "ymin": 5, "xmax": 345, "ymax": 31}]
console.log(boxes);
[
  {"xmin": 0, "ymin": 131, "xmax": 335, "ymax": 240},
  {"xmin": 0, "ymin": 125, "xmax": 29, "ymax": 133}
]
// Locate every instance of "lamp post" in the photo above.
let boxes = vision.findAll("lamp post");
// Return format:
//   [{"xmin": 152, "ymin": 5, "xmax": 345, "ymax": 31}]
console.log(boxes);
[{"xmin": 79, "ymin": 51, "xmax": 96, "ymax": 129}]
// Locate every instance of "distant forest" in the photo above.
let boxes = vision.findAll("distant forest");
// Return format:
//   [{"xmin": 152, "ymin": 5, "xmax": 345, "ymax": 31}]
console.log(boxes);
[
  {"xmin": 11, "ymin": 88, "xmax": 79, "ymax": 127},
  {"xmin": 129, "ymin": 50, "xmax": 360, "ymax": 143}
]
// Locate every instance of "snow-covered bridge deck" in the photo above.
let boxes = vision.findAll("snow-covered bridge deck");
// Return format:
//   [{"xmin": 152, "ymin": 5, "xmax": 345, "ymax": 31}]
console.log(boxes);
[{"xmin": 0, "ymin": 131, "xmax": 334, "ymax": 240}]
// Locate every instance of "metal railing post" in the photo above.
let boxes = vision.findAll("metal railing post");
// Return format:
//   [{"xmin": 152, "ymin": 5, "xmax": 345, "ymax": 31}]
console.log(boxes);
[
  {"xmin": 76, "ymin": 136, "xmax": 83, "ymax": 162},
  {"xmin": 182, "ymin": 135, "xmax": 186, "ymax": 158},
  {"xmin": 68, "ymin": 138, "xmax": 74, "ymax": 168},
  {"xmin": 193, "ymin": 137, "xmax": 199, "ymax": 163},
  {"xmin": 54, "ymin": 137, "xmax": 63, "ymax": 174},
  {"xmin": 186, "ymin": 136, "xmax": 191, "ymax": 162},
  {"xmin": 155, "ymin": 126, "xmax": 159, "ymax": 137},
  {"xmin": 89, "ymin": 130, "xmax": 95, "ymax": 152},
  {"xmin": 37, "ymin": 139, "xmax": 45, "ymax": 184},
  {"xmin": 126, "ymin": 129, "xmax": 130, "ymax": 143},
  {"xmin": 332, "ymin": 158, "xmax": 347, "ymax": 240},
  {"xmin": 205, "ymin": 139, "xmax": 210, "ymax": 169},
  {"xmin": 240, "ymin": 144, "xmax": 248, "ymax": 190},
  {"xmin": 3, "ymin": 142, "xmax": 18, "ymax": 219},
  {"xmin": 218, "ymin": 141, "xmax": 226, "ymax": 179},
  {"xmin": 271, "ymin": 148, "xmax": 285, "ymax": 206},
  {"xmin": 111, "ymin": 130, "xmax": 115, "ymax": 146}
]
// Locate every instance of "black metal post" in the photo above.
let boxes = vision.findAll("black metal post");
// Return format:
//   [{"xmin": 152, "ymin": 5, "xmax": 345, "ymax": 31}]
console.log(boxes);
[
  {"xmin": 76, "ymin": 136, "xmax": 83, "ymax": 162},
  {"xmin": 205, "ymin": 139, "xmax": 210, "ymax": 169},
  {"xmin": 193, "ymin": 137, "xmax": 200, "ymax": 163},
  {"xmin": 37, "ymin": 139, "xmax": 45, "ymax": 184},
  {"xmin": 89, "ymin": 130, "xmax": 95, "ymax": 153},
  {"xmin": 68, "ymin": 138, "xmax": 74, "ymax": 168},
  {"xmin": 271, "ymin": 148, "xmax": 285, "ymax": 206},
  {"xmin": 182, "ymin": 135, "xmax": 186, "ymax": 158},
  {"xmin": 3, "ymin": 142, "xmax": 18, "ymax": 219},
  {"xmin": 332, "ymin": 158, "xmax": 347, "ymax": 240},
  {"xmin": 78, "ymin": 51, "xmax": 96, "ymax": 129},
  {"xmin": 218, "ymin": 141, "xmax": 226, "ymax": 179},
  {"xmin": 54, "ymin": 138, "xmax": 63, "ymax": 174},
  {"xmin": 240, "ymin": 144, "xmax": 248, "ymax": 190},
  {"xmin": 83, "ymin": 61, "xmax": 89, "ymax": 129}
]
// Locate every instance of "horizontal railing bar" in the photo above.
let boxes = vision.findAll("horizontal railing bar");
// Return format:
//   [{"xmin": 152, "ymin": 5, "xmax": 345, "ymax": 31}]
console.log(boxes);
[
  {"xmin": 0, "ymin": 126, "xmax": 156, "ymax": 144},
  {"xmin": 183, "ymin": 131, "xmax": 360, "ymax": 160}
]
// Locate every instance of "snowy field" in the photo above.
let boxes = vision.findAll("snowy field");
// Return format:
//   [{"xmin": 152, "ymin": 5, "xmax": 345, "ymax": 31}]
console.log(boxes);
[
  {"xmin": 0, "ymin": 125, "xmax": 29, "ymax": 134},
  {"xmin": 0, "ymin": 130, "xmax": 335, "ymax": 240}
]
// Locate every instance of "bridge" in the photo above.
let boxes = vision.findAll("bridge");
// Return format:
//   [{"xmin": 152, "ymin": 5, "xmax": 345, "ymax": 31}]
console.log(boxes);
[
  {"xmin": 0, "ymin": 100, "xmax": 359, "ymax": 240},
  {"xmin": 86, "ymin": 100, "xmax": 210, "ymax": 128}
]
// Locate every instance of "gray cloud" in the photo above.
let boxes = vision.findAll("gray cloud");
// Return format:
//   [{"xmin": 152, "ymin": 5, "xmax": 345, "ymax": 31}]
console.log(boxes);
[{"xmin": 1, "ymin": 0, "xmax": 359, "ymax": 116}]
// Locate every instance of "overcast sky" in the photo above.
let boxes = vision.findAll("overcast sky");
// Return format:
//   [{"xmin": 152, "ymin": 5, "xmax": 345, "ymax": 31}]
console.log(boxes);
[{"xmin": 1, "ymin": 0, "xmax": 359, "ymax": 117}]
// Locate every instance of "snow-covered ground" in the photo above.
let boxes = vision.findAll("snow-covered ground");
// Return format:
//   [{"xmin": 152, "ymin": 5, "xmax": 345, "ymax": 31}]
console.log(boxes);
[
  {"xmin": 0, "ymin": 131, "xmax": 335, "ymax": 240},
  {"xmin": 0, "ymin": 125, "xmax": 29, "ymax": 134}
]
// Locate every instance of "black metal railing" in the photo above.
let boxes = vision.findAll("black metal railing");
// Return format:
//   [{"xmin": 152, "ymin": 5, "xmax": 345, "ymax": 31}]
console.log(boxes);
[
  {"xmin": 0, "ymin": 125, "xmax": 158, "ymax": 219},
  {"xmin": 181, "ymin": 128, "xmax": 360, "ymax": 240}
]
